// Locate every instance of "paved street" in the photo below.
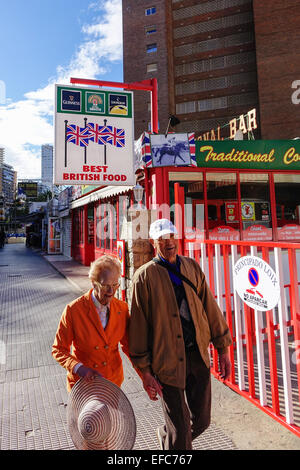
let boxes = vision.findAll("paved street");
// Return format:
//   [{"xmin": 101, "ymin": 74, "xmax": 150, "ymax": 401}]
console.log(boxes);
[{"xmin": 0, "ymin": 243, "xmax": 237, "ymax": 451}]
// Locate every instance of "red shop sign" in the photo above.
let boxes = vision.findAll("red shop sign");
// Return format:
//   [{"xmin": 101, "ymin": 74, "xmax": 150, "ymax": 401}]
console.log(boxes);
[
  {"xmin": 277, "ymin": 224, "xmax": 300, "ymax": 241},
  {"xmin": 209, "ymin": 225, "xmax": 240, "ymax": 241},
  {"xmin": 243, "ymin": 224, "xmax": 272, "ymax": 241}
]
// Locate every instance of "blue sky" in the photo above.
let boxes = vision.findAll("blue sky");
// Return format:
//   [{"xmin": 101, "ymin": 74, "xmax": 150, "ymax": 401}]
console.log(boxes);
[{"xmin": 0, "ymin": 0, "xmax": 123, "ymax": 178}]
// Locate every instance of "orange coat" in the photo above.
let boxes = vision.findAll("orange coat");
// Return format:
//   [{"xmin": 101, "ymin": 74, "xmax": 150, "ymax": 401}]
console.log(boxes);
[{"xmin": 52, "ymin": 289, "xmax": 130, "ymax": 391}]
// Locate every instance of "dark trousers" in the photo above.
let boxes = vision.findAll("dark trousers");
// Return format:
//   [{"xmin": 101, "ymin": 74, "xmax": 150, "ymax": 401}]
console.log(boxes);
[{"xmin": 158, "ymin": 348, "xmax": 211, "ymax": 450}]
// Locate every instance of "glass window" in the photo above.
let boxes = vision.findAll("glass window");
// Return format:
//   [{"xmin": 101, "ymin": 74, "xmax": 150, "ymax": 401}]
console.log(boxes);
[
  {"xmin": 176, "ymin": 101, "xmax": 197, "ymax": 114},
  {"xmin": 48, "ymin": 218, "xmax": 61, "ymax": 253},
  {"xmin": 103, "ymin": 204, "xmax": 111, "ymax": 251},
  {"xmin": 147, "ymin": 63, "xmax": 158, "ymax": 72},
  {"xmin": 118, "ymin": 195, "xmax": 128, "ymax": 240},
  {"xmin": 240, "ymin": 173, "xmax": 272, "ymax": 241},
  {"xmin": 74, "ymin": 207, "xmax": 84, "ymax": 245},
  {"xmin": 274, "ymin": 173, "xmax": 300, "ymax": 241},
  {"xmin": 169, "ymin": 172, "xmax": 204, "ymax": 239},
  {"xmin": 145, "ymin": 7, "xmax": 156, "ymax": 16},
  {"xmin": 145, "ymin": 25, "xmax": 157, "ymax": 34},
  {"xmin": 112, "ymin": 200, "xmax": 117, "ymax": 252},
  {"xmin": 87, "ymin": 206, "xmax": 94, "ymax": 245},
  {"xmin": 96, "ymin": 203, "xmax": 100, "ymax": 248},
  {"xmin": 147, "ymin": 43, "xmax": 157, "ymax": 53},
  {"xmin": 100, "ymin": 204, "xmax": 105, "ymax": 249},
  {"xmin": 206, "ymin": 172, "xmax": 239, "ymax": 240}
]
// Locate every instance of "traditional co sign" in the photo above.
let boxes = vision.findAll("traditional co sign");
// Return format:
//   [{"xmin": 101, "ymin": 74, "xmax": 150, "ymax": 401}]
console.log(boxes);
[{"xmin": 233, "ymin": 256, "xmax": 280, "ymax": 311}]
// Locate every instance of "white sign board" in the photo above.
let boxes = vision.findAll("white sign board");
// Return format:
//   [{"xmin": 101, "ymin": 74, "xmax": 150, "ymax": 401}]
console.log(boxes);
[
  {"xmin": 54, "ymin": 84, "xmax": 135, "ymax": 185},
  {"xmin": 233, "ymin": 256, "xmax": 280, "ymax": 311}
]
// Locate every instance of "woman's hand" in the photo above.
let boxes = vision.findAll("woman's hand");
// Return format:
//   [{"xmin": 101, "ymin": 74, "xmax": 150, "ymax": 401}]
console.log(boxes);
[{"xmin": 76, "ymin": 365, "xmax": 103, "ymax": 382}]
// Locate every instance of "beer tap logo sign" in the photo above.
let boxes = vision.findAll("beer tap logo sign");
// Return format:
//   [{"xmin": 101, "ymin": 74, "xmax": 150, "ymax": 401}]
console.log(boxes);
[{"xmin": 54, "ymin": 85, "xmax": 134, "ymax": 186}]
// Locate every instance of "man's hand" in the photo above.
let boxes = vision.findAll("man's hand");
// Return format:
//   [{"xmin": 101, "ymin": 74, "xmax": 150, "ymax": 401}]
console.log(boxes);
[
  {"xmin": 76, "ymin": 365, "xmax": 103, "ymax": 382},
  {"xmin": 142, "ymin": 371, "xmax": 163, "ymax": 401},
  {"xmin": 218, "ymin": 352, "xmax": 231, "ymax": 381}
]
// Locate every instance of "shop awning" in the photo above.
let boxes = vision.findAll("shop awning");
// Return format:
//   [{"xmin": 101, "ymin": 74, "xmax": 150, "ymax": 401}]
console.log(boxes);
[{"xmin": 70, "ymin": 185, "xmax": 134, "ymax": 209}]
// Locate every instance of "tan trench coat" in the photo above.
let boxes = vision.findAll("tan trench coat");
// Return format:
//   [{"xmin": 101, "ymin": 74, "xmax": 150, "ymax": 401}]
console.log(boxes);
[{"xmin": 129, "ymin": 256, "xmax": 232, "ymax": 389}]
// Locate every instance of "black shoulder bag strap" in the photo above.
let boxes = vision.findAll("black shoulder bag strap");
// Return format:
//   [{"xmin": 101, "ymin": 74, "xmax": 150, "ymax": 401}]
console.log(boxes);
[
  {"xmin": 153, "ymin": 258, "xmax": 199, "ymax": 297},
  {"xmin": 154, "ymin": 259, "xmax": 229, "ymax": 343}
]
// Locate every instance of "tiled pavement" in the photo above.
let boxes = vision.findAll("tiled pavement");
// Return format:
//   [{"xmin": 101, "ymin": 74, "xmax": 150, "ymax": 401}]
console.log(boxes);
[{"xmin": 0, "ymin": 244, "xmax": 237, "ymax": 451}]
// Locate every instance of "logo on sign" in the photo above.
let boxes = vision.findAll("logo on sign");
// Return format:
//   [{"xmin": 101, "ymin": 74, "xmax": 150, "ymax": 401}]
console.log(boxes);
[
  {"xmin": 61, "ymin": 89, "xmax": 81, "ymax": 112},
  {"xmin": 241, "ymin": 202, "xmax": 255, "ymax": 220},
  {"xmin": 86, "ymin": 92, "xmax": 105, "ymax": 114},
  {"xmin": 233, "ymin": 256, "xmax": 280, "ymax": 311},
  {"xmin": 109, "ymin": 93, "xmax": 128, "ymax": 116}
]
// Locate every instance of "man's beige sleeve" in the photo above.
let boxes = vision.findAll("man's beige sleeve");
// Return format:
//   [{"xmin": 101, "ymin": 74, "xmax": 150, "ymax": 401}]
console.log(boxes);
[{"xmin": 129, "ymin": 272, "xmax": 152, "ymax": 374}]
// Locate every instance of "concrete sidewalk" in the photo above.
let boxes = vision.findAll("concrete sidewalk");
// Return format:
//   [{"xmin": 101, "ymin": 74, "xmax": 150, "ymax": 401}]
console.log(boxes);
[{"xmin": 42, "ymin": 252, "xmax": 300, "ymax": 450}]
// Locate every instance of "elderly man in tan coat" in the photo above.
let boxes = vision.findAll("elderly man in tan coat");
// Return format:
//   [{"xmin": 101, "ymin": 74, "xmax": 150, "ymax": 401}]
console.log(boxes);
[{"xmin": 129, "ymin": 218, "xmax": 232, "ymax": 450}]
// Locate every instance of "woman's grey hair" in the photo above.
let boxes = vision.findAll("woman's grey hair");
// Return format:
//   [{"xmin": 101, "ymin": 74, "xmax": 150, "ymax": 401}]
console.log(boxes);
[{"xmin": 89, "ymin": 255, "xmax": 121, "ymax": 282}]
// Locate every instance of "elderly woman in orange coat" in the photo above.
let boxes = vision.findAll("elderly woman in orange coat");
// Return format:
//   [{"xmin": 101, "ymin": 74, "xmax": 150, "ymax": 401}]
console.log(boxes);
[{"xmin": 52, "ymin": 255, "xmax": 131, "ymax": 392}]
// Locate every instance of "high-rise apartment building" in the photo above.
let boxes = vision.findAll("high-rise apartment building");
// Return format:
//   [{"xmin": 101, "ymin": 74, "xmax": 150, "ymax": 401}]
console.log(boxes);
[
  {"xmin": 41, "ymin": 144, "xmax": 53, "ymax": 189},
  {"xmin": 123, "ymin": 0, "xmax": 300, "ymax": 140},
  {"xmin": 0, "ymin": 148, "xmax": 4, "ymax": 166},
  {"xmin": 0, "ymin": 163, "xmax": 17, "ymax": 204}
]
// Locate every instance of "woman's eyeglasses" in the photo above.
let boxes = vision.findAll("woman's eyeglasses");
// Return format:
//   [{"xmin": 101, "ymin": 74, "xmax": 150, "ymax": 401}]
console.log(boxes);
[{"xmin": 94, "ymin": 281, "xmax": 120, "ymax": 292}]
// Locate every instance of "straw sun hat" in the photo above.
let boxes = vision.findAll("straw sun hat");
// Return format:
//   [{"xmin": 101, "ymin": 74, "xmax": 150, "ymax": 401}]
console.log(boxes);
[{"xmin": 67, "ymin": 376, "xmax": 136, "ymax": 450}]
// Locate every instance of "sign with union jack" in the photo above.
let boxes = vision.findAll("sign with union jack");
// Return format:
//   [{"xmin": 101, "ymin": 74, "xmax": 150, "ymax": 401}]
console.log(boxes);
[{"xmin": 54, "ymin": 84, "xmax": 134, "ymax": 185}]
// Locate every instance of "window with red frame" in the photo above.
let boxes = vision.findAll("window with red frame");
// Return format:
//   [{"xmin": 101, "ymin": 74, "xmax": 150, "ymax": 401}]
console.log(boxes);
[
  {"xmin": 95, "ymin": 203, "xmax": 100, "ymax": 248},
  {"xmin": 112, "ymin": 200, "xmax": 118, "ymax": 252},
  {"xmin": 74, "ymin": 207, "xmax": 84, "ymax": 245}
]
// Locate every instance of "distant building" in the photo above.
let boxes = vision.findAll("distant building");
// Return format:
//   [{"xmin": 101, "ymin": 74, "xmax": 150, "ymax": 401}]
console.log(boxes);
[
  {"xmin": 0, "ymin": 148, "xmax": 4, "ymax": 165},
  {"xmin": 123, "ymin": 0, "xmax": 300, "ymax": 140},
  {"xmin": 41, "ymin": 144, "xmax": 53, "ymax": 189},
  {"xmin": 18, "ymin": 178, "xmax": 59, "ymax": 198},
  {"xmin": 0, "ymin": 162, "xmax": 17, "ymax": 205}
]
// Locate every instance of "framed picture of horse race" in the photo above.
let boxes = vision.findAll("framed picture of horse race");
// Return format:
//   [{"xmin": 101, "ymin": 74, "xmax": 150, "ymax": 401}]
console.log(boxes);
[{"xmin": 149, "ymin": 133, "xmax": 195, "ymax": 167}]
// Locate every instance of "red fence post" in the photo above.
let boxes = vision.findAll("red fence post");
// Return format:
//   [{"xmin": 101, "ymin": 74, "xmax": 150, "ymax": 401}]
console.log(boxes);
[
  {"xmin": 288, "ymin": 248, "xmax": 300, "ymax": 405},
  {"xmin": 241, "ymin": 245, "xmax": 256, "ymax": 398},
  {"xmin": 262, "ymin": 246, "xmax": 280, "ymax": 415},
  {"xmin": 223, "ymin": 244, "xmax": 235, "ymax": 384}
]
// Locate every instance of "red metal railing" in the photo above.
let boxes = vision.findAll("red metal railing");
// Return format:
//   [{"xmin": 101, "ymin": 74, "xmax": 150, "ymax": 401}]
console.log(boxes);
[{"xmin": 184, "ymin": 238, "xmax": 300, "ymax": 437}]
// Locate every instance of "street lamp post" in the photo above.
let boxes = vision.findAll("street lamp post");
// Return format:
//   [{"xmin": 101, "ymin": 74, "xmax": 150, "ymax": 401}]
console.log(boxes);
[{"xmin": 133, "ymin": 183, "xmax": 144, "ymax": 209}]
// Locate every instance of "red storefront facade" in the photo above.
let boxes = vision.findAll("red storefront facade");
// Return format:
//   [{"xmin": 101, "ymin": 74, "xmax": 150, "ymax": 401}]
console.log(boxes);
[
  {"xmin": 70, "ymin": 185, "xmax": 135, "ymax": 266},
  {"xmin": 70, "ymin": 138, "xmax": 300, "ymax": 266},
  {"xmin": 69, "ymin": 138, "xmax": 300, "ymax": 437}
]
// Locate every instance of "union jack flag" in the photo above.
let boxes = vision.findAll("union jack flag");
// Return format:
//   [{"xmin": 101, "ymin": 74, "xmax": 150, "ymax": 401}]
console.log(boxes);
[
  {"xmin": 86, "ymin": 122, "xmax": 113, "ymax": 145},
  {"xmin": 66, "ymin": 124, "xmax": 90, "ymax": 147},
  {"xmin": 141, "ymin": 132, "xmax": 152, "ymax": 167},
  {"xmin": 106, "ymin": 127, "xmax": 125, "ymax": 148},
  {"xmin": 188, "ymin": 133, "xmax": 197, "ymax": 166}
]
